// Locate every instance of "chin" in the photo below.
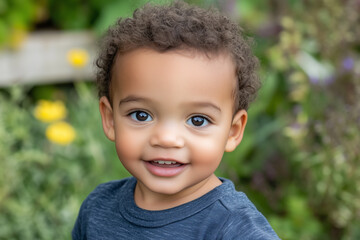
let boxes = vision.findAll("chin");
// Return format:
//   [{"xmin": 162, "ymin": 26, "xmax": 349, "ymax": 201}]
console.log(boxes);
[
  {"xmin": 147, "ymin": 182, "xmax": 185, "ymax": 196},
  {"xmin": 146, "ymin": 179, "xmax": 186, "ymax": 196}
]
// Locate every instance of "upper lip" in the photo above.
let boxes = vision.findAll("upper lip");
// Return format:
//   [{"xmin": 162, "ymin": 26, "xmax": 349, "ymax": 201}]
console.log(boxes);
[{"xmin": 145, "ymin": 158, "xmax": 186, "ymax": 165}]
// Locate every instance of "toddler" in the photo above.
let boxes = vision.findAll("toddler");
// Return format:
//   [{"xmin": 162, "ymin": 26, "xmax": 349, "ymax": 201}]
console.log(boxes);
[{"xmin": 72, "ymin": 1, "xmax": 280, "ymax": 239}]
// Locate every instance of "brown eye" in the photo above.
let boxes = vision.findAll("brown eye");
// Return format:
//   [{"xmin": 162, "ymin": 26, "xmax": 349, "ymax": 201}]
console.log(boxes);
[
  {"xmin": 130, "ymin": 111, "xmax": 152, "ymax": 122},
  {"xmin": 187, "ymin": 116, "xmax": 209, "ymax": 127}
]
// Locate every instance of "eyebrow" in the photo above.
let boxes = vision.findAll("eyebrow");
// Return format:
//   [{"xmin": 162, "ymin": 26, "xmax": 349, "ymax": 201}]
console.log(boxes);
[
  {"xmin": 118, "ymin": 95, "xmax": 150, "ymax": 107},
  {"xmin": 189, "ymin": 102, "xmax": 221, "ymax": 113}
]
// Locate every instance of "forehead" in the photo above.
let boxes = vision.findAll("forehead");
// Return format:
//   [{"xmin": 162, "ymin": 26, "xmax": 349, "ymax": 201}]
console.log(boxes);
[{"xmin": 111, "ymin": 48, "xmax": 236, "ymax": 106}]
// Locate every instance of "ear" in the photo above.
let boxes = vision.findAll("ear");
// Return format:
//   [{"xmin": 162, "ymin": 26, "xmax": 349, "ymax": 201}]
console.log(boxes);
[
  {"xmin": 225, "ymin": 110, "xmax": 248, "ymax": 152},
  {"xmin": 99, "ymin": 96, "xmax": 115, "ymax": 141}
]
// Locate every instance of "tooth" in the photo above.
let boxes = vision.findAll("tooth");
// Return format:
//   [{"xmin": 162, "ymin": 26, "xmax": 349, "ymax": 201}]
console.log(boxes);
[{"xmin": 153, "ymin": 160, "xmax": 178, "ymax": 165}]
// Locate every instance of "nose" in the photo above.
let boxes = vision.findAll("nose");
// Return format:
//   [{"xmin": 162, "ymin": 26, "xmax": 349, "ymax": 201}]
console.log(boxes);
[{"xmin": 149, "ymin": 123, "xmax": 184, "ymax": 148}]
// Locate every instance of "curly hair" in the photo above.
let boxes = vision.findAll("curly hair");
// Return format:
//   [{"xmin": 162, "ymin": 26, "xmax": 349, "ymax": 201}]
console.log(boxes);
[{"xmin": 96, "ymin": 1, "xmax": 259, "ymax": 111}]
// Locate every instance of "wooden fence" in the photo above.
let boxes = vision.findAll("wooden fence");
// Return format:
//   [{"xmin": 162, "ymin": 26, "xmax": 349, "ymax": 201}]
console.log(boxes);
[{"xmin": 0, "ymin": 31, "xmax": 97, "ymax": 86}]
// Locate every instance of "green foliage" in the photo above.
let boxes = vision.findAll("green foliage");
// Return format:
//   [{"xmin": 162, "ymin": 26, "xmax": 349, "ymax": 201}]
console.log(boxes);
[
  {"xmin": 0, "ymin": 0, "xmax": 216, "ymax": 48},
  {"xmin": 0, "ymin": 84, "xmax": 129, "ymax": 239},
  {"xmin": 93, "ymin": 0, "xmax": 150, "ymax": 35},
  {"xmin": 0, "ymin": 0, "xmax": 38, "ymax": 48},
  {"xmin": 1, "ymin": 0, "xmax": 360, "ymax": 239},
  {"xmin": 269, "ymin": 194, "xmax": 324, "ymax": 240}
]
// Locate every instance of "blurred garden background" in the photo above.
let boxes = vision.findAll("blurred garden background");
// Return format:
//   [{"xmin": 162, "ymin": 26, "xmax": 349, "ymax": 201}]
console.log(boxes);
[{"xmin": 0, "ymin": 0, "xmax": 359, "ymax": 239}]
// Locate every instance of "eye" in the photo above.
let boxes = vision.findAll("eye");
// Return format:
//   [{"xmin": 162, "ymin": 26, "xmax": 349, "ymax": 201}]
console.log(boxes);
[
  {"xmin": 129, "ymin": 111, "xmax": 153, "ymax": 122},
  {"xmin": 186, "ymin": 116, "xmax": 210, "ymax": 127}
]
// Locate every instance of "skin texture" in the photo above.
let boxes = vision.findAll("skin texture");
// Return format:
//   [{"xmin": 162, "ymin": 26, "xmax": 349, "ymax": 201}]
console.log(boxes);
[{"xmin": 99, "ymin": 48, "xmax": 247, "ymax": 210}]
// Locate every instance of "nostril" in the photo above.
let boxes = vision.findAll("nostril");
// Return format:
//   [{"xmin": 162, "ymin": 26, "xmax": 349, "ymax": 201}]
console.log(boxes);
[{"xmin": 149, "ymin": 123, "xmax": 185, "ymax": 148}]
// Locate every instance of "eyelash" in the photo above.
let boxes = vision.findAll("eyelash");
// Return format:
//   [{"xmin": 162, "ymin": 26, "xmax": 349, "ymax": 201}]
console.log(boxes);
[
  {"xmin": 186, "ymin": 115, "xmax": 212, "ymax": 128},
  {"xmin": 128, "ymin": 110, "xmax": 153, "ymax": 122}
]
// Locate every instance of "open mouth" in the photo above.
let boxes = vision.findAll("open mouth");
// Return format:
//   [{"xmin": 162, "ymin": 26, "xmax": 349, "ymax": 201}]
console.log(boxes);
[{"xmin": 144, "ymin": 159, "xmax": 187, "ymax": 177}]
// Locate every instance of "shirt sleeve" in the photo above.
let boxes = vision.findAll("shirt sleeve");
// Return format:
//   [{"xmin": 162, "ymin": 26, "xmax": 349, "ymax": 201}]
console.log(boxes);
[
  {"xmin": 72, "ymin": 213, "xmax": 81, "ymax": 240},
  {"xmin": 72, "ymin": 197, "xmax": 90, "ymax": 240},
  {"xmin": 220, "ymin": 208, "xmax": 280, "ymax": 240}
]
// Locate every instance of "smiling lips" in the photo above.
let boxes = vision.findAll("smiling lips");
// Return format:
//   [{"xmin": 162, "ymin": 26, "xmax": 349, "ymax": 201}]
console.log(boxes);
[
  {"xmin": 151, "ymin": 160, "xmax": 182, "ymax": 167},
  {"xmin": 144, "ymin": 159, "xmax": 187, "ymax": 177}
]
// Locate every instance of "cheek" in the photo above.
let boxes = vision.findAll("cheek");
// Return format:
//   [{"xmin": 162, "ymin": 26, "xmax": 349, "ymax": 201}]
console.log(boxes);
[
  {"xmin": 190, "ymin": 136, "xmax": 226, "ymax": 168},
  {"xmin": 114, "ymin": 127, "xmax": 143, "ymax": 162}
]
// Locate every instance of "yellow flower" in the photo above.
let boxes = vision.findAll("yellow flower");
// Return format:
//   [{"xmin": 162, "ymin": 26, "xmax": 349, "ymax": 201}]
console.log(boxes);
[
  {"xmin": 67, "ymin": 48, "xmax": 89, "ymax": 68},
  {"xmin": 34, "ymin": 100, "xmax": 67, "ymax": 123},
  {"xmin": 46, "ymin": 121, "xmax": 76, "ymax": 145}
]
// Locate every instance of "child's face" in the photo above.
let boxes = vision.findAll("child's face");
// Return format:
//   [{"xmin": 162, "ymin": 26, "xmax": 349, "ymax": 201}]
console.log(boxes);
[{"xmin": 100, "ymin": 48, "xmax": 247, "ymax": 207}]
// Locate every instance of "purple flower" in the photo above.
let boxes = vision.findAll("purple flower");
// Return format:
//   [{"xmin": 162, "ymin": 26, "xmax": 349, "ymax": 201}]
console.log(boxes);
[
  {"xmin": 342, "ymin": 57, "xmax": 354, "ymax": 71},
  {"xmin": 309, "ymin": 75, "xmax": 335, "ymax": 86},
  {"xmin": 309, "ymin": 76, "xmax": 319, "ymax": 85}
]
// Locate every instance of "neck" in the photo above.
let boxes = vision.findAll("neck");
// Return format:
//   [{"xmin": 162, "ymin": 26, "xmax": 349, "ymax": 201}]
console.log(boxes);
[{"xmin": 134, "ymin": 174, "xmax": 222, "ymax": 211}]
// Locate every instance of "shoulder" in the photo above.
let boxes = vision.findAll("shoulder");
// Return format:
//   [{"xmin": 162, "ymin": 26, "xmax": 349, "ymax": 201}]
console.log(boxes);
[
  {"xmin": 88, "ymin": 177, "xmax": 133, "ymax": 199},
  {"xmin": 76, "ymin": 176, "xmax": 135, "ymax": 213},
  {"xmin": 80, "ymin": 177, "xmax": 135, "ymax": 211},
  {"xmin": 216, "ymin": 178, "xmax": 258, "ymax": 212},
  {"xmin": 72, "ymin": 177, "xmax": 135, "ymax": 239},
  {"xmin": 216, "ymin": 178, "xmax": 280, "ymax": 240}
]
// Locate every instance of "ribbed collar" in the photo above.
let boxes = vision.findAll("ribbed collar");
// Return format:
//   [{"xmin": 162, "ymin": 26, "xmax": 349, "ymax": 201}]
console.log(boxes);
[{"xmin": 117, "ymin": 177, "xmax": 233, "ymax": 227}]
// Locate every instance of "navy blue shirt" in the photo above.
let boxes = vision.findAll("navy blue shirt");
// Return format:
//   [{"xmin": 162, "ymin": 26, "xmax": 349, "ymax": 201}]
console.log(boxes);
[{"xmin": 72, "ymin": 177, "xmax": 280, "ymax": 239}]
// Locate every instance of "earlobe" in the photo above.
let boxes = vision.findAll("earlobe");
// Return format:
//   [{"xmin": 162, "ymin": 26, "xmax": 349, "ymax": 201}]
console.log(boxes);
[
  {"xmin": 99, "ymin": 96, "xmax": 115, "ymax": 141},
  {"xmin": 225, "ymin": 110, "xmax": 247, "ymax": 152}
]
